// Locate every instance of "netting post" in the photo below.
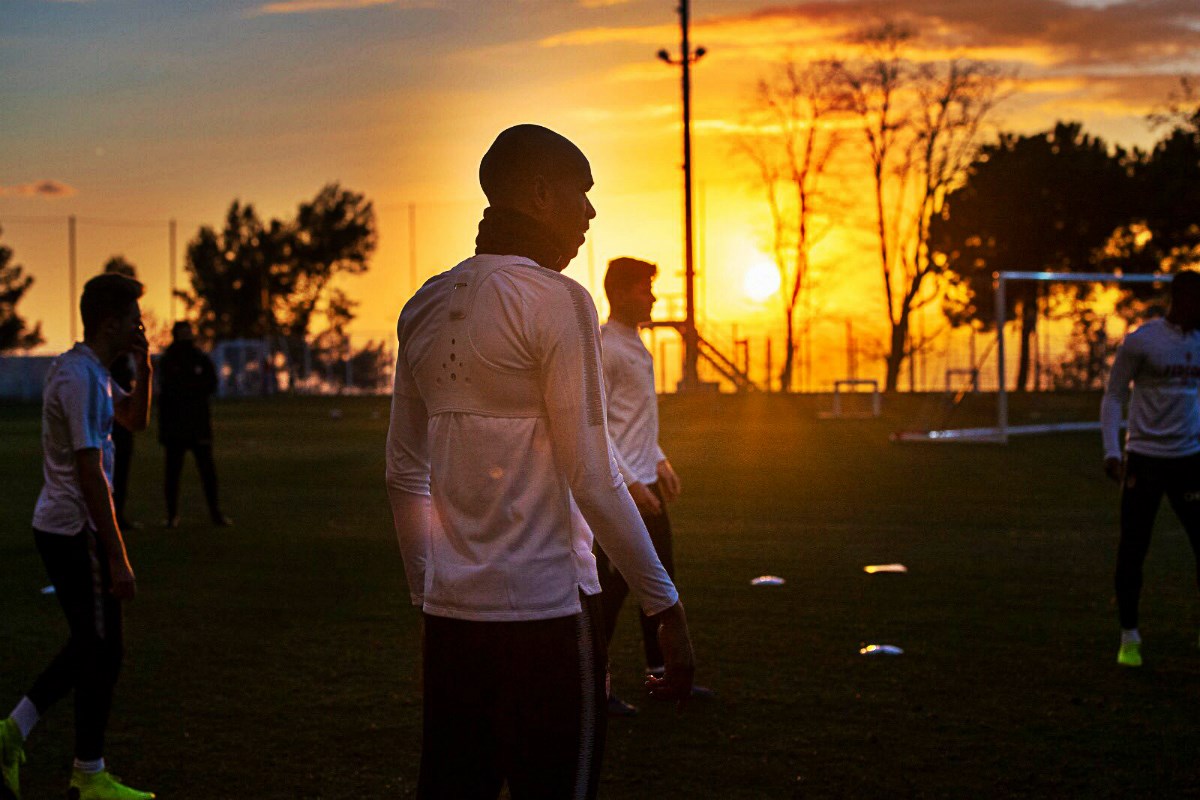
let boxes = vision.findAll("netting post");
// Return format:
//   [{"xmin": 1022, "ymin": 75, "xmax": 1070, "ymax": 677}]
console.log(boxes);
[{"xmin": 994, "ymin": 272, "xmax": 1008, "ymax": 441}]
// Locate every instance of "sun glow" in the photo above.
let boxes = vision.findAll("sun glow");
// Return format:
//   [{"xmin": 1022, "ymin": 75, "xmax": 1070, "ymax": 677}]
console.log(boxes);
[{"xmin": 742, "ymin": 260, "xmax": 781, "ymax": 303}]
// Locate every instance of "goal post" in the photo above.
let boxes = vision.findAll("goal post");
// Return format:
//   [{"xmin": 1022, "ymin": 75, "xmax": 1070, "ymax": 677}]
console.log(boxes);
[{"xmin": 894, "ymin": 270, "xmax": 1171, "ymax": 444}]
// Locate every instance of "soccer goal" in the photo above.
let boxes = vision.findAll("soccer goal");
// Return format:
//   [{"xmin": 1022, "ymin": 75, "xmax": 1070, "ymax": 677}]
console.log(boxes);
[
  {"xmin": 819, "ymin": 379, "xmax": 882, "ymax": 419},
  {"xmin": 893, "ymin": 270, "xmax": 1170, "ymax": 444}
]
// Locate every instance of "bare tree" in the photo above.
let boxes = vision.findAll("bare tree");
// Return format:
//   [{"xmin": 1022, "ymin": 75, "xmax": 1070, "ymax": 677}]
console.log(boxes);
[
  {"xmin": 739, "ymin": 58, "xmax": 847, "ymax": 392},
  {"xmin": 841, "ymin": 22, "xmax": 1004, "ymax": 391}
]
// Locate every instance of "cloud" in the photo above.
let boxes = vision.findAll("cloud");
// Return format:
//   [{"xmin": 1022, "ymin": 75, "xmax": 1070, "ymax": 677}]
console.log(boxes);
[
  {"xmin": 249, "ymin": 0, "xmax": 427, "ymax": 15},
  {"xmin": 543, "ymin": 0, "xmax": 1200, "ymax": 71},
  {"xmin": 0, "ymin": 180, "xmax": 78, "ymax": 198}
]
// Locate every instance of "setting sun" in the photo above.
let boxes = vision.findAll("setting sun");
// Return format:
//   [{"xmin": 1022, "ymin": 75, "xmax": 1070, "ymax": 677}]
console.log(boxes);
[{"xmin": 742, "ymin": 260, "xmax": 781, "ymax": 303}]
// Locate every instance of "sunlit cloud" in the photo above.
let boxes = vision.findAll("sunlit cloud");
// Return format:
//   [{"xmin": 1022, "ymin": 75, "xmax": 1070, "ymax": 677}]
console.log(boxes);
[
  {"xmin": 0, "ymin": 180, "xmax": 77, "ymax": 198},
  {"xmin": 249, "ymin": 0, "xmax": 426, "ymax": 15}
]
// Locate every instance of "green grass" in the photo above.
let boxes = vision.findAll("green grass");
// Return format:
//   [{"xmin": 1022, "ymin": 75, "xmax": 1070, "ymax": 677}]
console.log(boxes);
[{"xmin": 2, "ymin": 393, "xmax": 1199, "ymax": 798}]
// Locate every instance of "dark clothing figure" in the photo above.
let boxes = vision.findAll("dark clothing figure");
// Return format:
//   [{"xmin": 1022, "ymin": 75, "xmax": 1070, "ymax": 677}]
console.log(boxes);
[
  {"xmin": 109, "ymin": 355, "xmax": 136, "ymax": 527},
  {"xmin": 158, "ymin": 332, "xmax": 227, "ymax": 526},
  {"xmin": 1115, "ymin": 452, "xmax": 1200, "ymax": 629},
  {"xmin": 27, "ymin": 528, "xmax": 124, "ymax": 761}
]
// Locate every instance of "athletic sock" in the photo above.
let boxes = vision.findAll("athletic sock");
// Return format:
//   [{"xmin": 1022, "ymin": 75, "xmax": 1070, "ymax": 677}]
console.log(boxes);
[
  {"xmin": 10, "ymin": 697, "xmax": 39, "ymax": 740},
  {"xmin": 1121, "ymin": 628, "xmax": 1141, "ymax": 645},
  {"xmin": 73, "ymin": 757, "xmax": 105, "ymax": 775}
]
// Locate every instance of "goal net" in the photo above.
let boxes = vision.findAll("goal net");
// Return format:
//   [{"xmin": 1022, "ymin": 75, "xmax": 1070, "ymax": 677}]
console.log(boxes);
[{"xmin": 893, "ymin": 271, "xmax": 1170, "ymax": 443}]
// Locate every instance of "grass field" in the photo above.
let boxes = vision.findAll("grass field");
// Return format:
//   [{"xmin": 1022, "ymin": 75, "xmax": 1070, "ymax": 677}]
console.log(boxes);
[{"xmin": 3, "ymin": 393, "xmax": 1200, "ymax": 799}]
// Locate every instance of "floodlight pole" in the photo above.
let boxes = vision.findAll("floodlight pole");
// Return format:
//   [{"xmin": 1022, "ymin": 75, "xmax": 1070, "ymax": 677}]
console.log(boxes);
[
  {"xmin": 68, "ymin": 215, "xmax": 77, "ymax": 342},
  {"xmin": 658, "ymin": 0, "xmax": 705, "ymax": 391}
]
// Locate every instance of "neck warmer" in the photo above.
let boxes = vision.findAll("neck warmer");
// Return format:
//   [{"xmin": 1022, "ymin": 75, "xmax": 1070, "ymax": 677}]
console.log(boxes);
[{"xmin": 474, "ymin": 206, "xmax": 566, "ymax": 271}]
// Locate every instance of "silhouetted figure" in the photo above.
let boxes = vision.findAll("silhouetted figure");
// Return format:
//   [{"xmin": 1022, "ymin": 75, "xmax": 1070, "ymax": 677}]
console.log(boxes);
[
  {"xmin": 1102, "ymin": 270, "xmax": 1200, "ymax": 668},
  {"xmin": 385, "ymin": 124, "xmax": 694, "ymax": 800},
  {"xmin": 103, "ymin": 257, "xmax": 141, "ymax": 530},
  {"xmin": 592, "ymin": 257, "xmax": 713, "ymax": 718},
  {"xmin": 0, "ymin": 272, "xmax": 156, "ymax": 800},
  {"xmin": 158, "ymin": 321, "xmax": 229, "ymax": 528},
  {"xmin": 109, "ymin": 354, "xmax": 137, "ymax": 528}
]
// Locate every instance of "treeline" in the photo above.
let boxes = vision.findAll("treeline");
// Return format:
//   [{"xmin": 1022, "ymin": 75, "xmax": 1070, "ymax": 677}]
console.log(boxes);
[{"xmin": 740, "ymin": 20, "xmax": 1200, "ymax": 392}]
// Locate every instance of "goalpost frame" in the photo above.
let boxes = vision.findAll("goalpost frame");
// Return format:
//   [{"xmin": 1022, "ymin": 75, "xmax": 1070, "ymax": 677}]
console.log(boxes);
[{"xmin": 895, "ymin": 270, "xmax": 1170, "ymax": 443}]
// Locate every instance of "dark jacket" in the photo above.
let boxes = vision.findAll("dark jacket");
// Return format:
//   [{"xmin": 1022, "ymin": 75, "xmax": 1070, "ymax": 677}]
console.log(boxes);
[{"xmin": 158, "ymin": 341, "xmax": 218, "ymax": 444}]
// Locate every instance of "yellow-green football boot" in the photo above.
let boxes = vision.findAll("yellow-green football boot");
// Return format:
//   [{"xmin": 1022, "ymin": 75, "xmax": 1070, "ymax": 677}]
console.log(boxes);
[
  {"xmin": 1117, "ymin": 640, "xmax": 1142, "ymax": 668},
  {"xmin": 0, "ymin": 717, "xmax": 25, "ymax": 800},
  {"xmin": 67, "ymin": 770, "xmax": 155, "ymax": 800}
]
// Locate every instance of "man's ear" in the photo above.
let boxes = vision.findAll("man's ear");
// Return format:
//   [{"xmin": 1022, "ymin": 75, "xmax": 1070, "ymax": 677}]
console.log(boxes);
[{"xmin": 530, "ymin": 174, "xmax": 552, "ymax": 213}]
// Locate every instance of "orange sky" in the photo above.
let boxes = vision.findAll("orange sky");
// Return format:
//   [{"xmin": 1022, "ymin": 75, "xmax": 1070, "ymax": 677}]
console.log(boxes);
[{"xmin": 2, "ymin": 0, "xmax": 1198, "ymax": 387}]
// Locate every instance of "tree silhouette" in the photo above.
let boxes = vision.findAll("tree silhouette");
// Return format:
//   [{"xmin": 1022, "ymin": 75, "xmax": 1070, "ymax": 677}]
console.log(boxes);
[
  {"xmin": 0, "ymin": 227, "xmax": 44, "ymax": 353},
  {"xmin": 931, "ymin": 122, "xmax": 1137, "ymax": 390},
  {"xmin": 179, "ymin": 183, "xmax": 376, "ymax": 348},
  {"xmin": 739, "ymin": 57, "xmax": 848, "ymax": 392},
  {"xmin": 839, "ymin": 22, "xmax": 1005, "ymax": 391}
]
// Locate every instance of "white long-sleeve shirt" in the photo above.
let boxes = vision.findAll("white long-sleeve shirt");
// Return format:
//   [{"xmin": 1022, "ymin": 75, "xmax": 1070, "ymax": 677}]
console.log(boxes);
[
  {"xmin": 385, "ymin": 254, "xmax": 678, "ymax": 622},
  {"xmin": 601, "ymin": 319, "xmax": 665, "ymax": 486},
  {"xmin": 1101, "ymin": 317, "xmax": 1200, "ymax": 460}
]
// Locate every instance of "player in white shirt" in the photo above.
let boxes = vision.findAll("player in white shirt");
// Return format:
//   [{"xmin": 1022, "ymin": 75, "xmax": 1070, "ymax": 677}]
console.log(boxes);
[
  {"xmin": 594, "ymin": 258, "xmax": 711, "ymax": 717},
  {"xmin": 0, "ymin": 273, "xmax": 155, "ymax": 800},
  {"xmin": 386, "ymin": 125, "xmax": 695, "ymax": 799},
  {"xmin": 1100, "ymin": 270, "xmax": 1200, "ymax": 668}
]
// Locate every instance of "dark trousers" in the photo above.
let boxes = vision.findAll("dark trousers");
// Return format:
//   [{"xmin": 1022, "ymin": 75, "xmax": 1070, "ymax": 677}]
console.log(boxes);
[
  {"xmin": 111, "ymin": 424, "xmax": 133, "ymax": 524},
  {"xmin": 26, "ymin": 529, "xmax": 124, "ymax": 761},
  {"xmin": 164, "ymin": 441, "xmax": 221, "ymax": 520},
  {"xmin": 418, "ymin": 594, "xmax": 607, "ymax": 800},
  {"xmin": 1115, "ymin": 451, "xmax": 1200, "ymax": 629},
  {"xmin": 595, "ymin": 482, "xmax": 675, "ymax": 670}
]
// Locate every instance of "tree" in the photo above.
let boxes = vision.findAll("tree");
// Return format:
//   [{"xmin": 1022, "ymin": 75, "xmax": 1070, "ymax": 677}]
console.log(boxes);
[
  {"xmin": 840, "ymin": 23, "xmax": 1005, "ymax": 391},
  {"xmin": 1139, "ymin": 78, "xmax": 1200, "ymax": 272},
  {"xmin": 180, "ymin": 183, "xmax": 376, "ymax": 348},
  {"xmin": 738, "ymin": 58, "xmax": 847, "ymax": 392},
  {"xmin": 0, "ymin": 228, "xmax": 44, "ymax": 353},
  {"xmin": 931, "ymin": 123, "xmax": 1138, "ymax": 390}
]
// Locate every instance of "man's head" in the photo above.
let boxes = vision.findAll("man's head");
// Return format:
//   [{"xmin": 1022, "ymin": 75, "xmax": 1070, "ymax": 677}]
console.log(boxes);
[
  {"xmin": 1170, "ymin": 270, "xmax": 1200, "ymax": 330},
  {"xmin": 479, "ymin": 124, "xmax": 596, "ymax": 267},
  {"xmin": 172, "ymin": 321, "xmax": 195, "ymax": 343},
  {"xmin": 80, "ymin": 272, "xmax": 144, "ymax": 350},
  {"xmin": 604, "ymin": 257, "xmax": 657, "ymax": 326}
]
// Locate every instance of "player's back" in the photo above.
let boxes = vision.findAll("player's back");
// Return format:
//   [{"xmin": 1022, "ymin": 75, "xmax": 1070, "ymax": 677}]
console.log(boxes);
[{"xmin": 395, "ymin": 254, "xmax": 601, "ymax": 622}]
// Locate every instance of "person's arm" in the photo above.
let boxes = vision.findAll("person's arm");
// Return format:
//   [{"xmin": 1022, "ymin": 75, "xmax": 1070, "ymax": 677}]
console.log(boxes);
[
  {"xmin": 384, "ymin": 334, "xmax": 431, "ymax": 608},
  {"xmin": 1101, "ymin": 337, "xmax": 1138, "ymax": 480},
  {"xmin": 534, "ymin": 281, "xmax": 693, "ymax": 700},
  {"xmin": 113, "ymin": 329, "xmax": 152, "ymax": 432},
  {"xmin": 76, "ymin": 449, "xmax": 136, "ymax": 599},
  {"xmin": 656, "ymin": 456, "xmax": 682, "ymax": 504},
  {"xmin": 201, "ymin": 352, "xmax": 219, "ymax": 396}
]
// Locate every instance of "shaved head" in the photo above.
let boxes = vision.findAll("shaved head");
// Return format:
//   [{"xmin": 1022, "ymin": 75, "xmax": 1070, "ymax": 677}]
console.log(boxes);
[{"xmin": 479, "ymin": 124, "xmax": 591, "ymax": 207}]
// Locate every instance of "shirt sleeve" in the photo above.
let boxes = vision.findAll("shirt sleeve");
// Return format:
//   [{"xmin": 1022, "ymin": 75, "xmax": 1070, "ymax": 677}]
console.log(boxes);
[
  {"xmin": 1101, "ymin": 335, "xmax": 1139, "ymax": 460},
  {"xmin": 385, "ymin": 324, "xmax": 432, "ymax": 607},
  {"xmin": 532, "ymin": 280, "xmax": 678, "ymax": 616},
  {"xmin": 60, "ymin": 365, "xmax": 107, "ymax": 453}
]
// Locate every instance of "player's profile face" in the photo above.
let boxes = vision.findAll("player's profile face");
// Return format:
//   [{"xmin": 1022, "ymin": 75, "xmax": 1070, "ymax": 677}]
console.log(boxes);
[{"xmin": 542, "ymin": 165, "xmax": 595, "ymax": 267}]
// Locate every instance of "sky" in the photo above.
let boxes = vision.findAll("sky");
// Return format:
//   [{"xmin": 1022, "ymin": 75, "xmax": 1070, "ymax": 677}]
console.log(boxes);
[{"xmin": 3, "ymin": 0, "xmax": 1199, "ymax": 384}]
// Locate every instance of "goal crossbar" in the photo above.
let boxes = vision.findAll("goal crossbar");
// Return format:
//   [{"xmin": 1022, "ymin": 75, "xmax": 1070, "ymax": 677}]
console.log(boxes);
[{"xmin": 895, "ymin": 270, "xmax": 1170, "ymax": 444}]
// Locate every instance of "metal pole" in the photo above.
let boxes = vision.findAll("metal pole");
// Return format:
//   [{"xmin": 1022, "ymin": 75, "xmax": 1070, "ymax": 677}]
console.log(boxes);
[
  {"xmin": 409, "ymin": 203, "xmax": 417, "ymax": 294},
  {"xmin": 765, "ymin": 337, "xmax": 773, "ymax": 393},
  {"xmin": 68, "ymin": 215, "xmax": 77, "ymax": 342},
  {"xmin": 169, "ymin": 218, "xmax": 177, "ymax": 321},
  {"xmin": 680, "ymin": 0, "xmax": 699, "ymax": 389},
  {"xmin": 995, "ymin": 273, "xmax": 1008, "ymax": 439}
]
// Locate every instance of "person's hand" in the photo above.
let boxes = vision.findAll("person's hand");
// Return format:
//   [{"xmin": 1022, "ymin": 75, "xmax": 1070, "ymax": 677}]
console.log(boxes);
[
  {"xmin": 628, "ymin": 482, "xmax": 663, "ymax": 516},
  {"xmin": 128, "ymin": 325, "xmax": 151, "ymax": 370},
  {"xmin": 108, "ymin": 557, "xmax": 137, "ymax": 600},
  {"xmin": 1104, "ymin": 456, "xmax": 1123, "ymax": 483},
  {"xmin": 646, "ymin": 600, "xmax": 695, "ymax": 709},
  {"xmin": 656, "ymin": 459, "xmax": 681, "ymax": 503}
]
